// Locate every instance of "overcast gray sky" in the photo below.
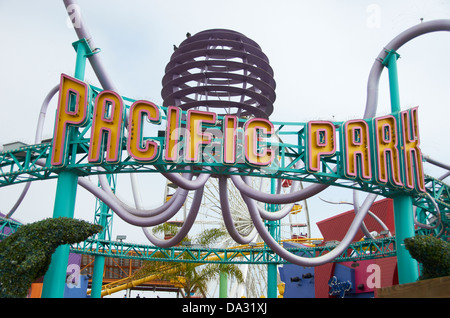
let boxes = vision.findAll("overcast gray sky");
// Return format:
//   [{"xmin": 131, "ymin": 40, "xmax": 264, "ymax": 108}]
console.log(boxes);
[{"xmin": 1, "ymin": 0, "xmax": 450, "ymax": 243}]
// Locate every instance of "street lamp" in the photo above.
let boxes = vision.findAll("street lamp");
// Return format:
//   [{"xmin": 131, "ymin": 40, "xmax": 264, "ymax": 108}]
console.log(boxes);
[{"xmin": 116, "ymin": 235, "xmax": 126, "ymax": 242}]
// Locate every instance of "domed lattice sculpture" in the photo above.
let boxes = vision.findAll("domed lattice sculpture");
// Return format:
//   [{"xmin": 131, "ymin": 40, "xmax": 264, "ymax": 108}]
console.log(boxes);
[{"xmin": 161, "ymin": 29, "xmax": 276, "ymax": 119}]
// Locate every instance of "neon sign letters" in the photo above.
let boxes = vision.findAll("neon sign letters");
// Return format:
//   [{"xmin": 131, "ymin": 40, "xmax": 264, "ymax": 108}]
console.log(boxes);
[
  {"xmin": 308, "ymin": 106, "xmax": 425, "ymax": 192},
  {"xmin": 51, "ymin": 74, "xmax": 425, "ymax": 193},
  {"xmin": 51, "ymin": 74, "xmax": 274, "ymax": 169}
]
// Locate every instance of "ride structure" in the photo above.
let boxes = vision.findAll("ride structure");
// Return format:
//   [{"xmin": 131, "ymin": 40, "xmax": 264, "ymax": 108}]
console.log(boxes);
[{"xmin": 1, "ymin": 0, "xmax": 449, "ymax": 298}]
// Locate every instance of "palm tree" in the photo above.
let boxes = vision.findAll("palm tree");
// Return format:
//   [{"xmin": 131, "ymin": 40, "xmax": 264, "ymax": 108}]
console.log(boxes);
[{"xmin": 134, "ymin": 224, "xmax": 244, "ymax": 298}]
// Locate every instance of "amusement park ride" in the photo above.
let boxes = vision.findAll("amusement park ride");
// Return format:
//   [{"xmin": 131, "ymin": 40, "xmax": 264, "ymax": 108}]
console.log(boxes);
[{"xmin": 1, "ymin": 0, "xmax": 449, "ymax": 298}]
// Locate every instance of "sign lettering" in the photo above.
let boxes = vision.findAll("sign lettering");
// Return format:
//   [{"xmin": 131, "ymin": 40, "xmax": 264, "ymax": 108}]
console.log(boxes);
[{"xmin": 50, "ymin": 74, "xmax": 425, "ymax": 193}]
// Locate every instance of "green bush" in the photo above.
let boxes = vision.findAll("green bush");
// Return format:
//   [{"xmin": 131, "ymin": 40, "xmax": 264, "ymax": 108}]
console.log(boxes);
[
  {"xmin": 404, "ymin": 235, "xmax": 450, "ymax": 280},
  {"xmin": 0, "ymin": 217, "xmax": 102, "ymax": 298}
]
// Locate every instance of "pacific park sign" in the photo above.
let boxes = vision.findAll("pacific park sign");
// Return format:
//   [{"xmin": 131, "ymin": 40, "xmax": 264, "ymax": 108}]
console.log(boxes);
[{"xmin": 50, "ymin": 74, "xmax": 425, "ymax": 193}]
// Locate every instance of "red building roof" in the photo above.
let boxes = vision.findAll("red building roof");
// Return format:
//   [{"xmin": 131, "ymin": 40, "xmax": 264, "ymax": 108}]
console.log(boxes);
[{"xmin": 316, "ymin": 198, "xmax": 395, "ymax": 242}]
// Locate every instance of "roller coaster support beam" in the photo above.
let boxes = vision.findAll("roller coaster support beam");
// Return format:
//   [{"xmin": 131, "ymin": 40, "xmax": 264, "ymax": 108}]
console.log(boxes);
[
  {"xmin": 91, "ymin": 250, "xmax": 106, "ymax": 298},
  {"xmin": 383, "ymin": 50, "xmax": 419, "ymax": 284},
  {"xmin": 91, "ymin": 175, "xmax": 115, "ymax": 298},
  {"xmin": 267, "ymin": 179, "xmax": 279, "ymax": 298},
  {"xmin": 41, "ymin": 39, "xmax": 89, "ymax": 298}
]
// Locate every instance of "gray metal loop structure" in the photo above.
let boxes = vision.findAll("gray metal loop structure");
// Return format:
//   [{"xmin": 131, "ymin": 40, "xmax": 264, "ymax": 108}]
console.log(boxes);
[{"xmin": 161, "ymin": 29, "xmax": 276, "ymax": 118}]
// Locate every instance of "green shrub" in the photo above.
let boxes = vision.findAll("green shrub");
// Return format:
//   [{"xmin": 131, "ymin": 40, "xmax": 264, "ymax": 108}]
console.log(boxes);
[
  {"xmin": 0, "ymin": 217, "xmax": 102, "ymax": 298},
  {"xmin": 404, "ymin": 235, "xmax": 450, "ymax": 280}
]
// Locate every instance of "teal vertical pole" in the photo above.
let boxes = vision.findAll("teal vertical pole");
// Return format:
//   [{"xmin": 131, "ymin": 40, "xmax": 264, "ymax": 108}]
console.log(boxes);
[
  {"xmin": 41, "ymin": 39, "xmax": 89, "ymax": 298},
  {"xmin": 90, "ymin": 207, "xmax": 107, "ymax": 298},
  {"xmin": 384, "ymin": 50, "xmax": 419, "ymax": 284},
  {"xmin": 392, "ymin": 195, "xmax": 418, "ymax": 283},
  {"xmin": 41, "ymin": 171, "xmax": 79, "ymax": 298},
  {"xmin": 267, "ymin": 256, "xmax": 277, "ymax": 298},
  {"xmin": 267, "ymin": 179, "xmax": 278, "ymax": 298},
  {"xmin": 91, "ymin": 257, "xmax": 106, "ymax": 298},
  {"xmin": 385, "ymin": 50, "xmax": 401, "ymax": 113},
  {"xmin": 91, "ymin": 175, "xmax": 115, "ymax": 298}
]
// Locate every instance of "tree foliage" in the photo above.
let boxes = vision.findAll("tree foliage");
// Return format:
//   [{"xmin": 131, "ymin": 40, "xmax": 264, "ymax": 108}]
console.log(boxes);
[
  {"xmin": 0, "ymin": 217, "xmax": 102, "ymax": 298},
  {"xmin": 133, "ymin": 226, "xmax": 244, "ymax": 298},
  {"xmin": 404, "ymin": 235, "xmax": 450, "ymax": 280}
]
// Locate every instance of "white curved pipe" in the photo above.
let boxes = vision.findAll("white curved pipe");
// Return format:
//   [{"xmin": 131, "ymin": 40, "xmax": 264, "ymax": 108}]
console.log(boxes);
[
  {"xmin": 414, "ymin": 192, "xmax": 441, "ymax": 230},
  {"xmin": 439, "ymin": 171, "xmax": 450, "ymax": 181},
  {"xmin": 98, "ymin": 172, "xmax": 187, "ymax": 217},
  {"xmin": 230, "ymin": 172, "xmax": 330, "ymax": 204},
  {"xmin": 353, "ymin": 190, "xmax": 376, "ymax": 239},
  {"xmin": 364, "ymin": 19, "xmax": 450, "ymax": 118},
  {"xmin": 141, "ymin": 185, "xmax": 204, "ymax": 247},
  {"xmin": 356, "ymin": 19, "xmax": 450, "ymax": 232},
  {"xmin": 241, "ymin": 174, "xmax": 300, "ymax": 221},
  {"xmin": 82, "ymin": 177, "xmax": 195, "ymax": 227},
  {"xmin": 162, "ymin": 169, "xmax": 211, "ymax": 190},
  {"xmin": 63, "ymin": 0, "xmax": 117, "ymax": 92},
  {"xmin": 246, "ymin": 191, "xmax": 378, "ymax": 266},
  {"xmin": 5, "ymin": 84, "xmax": 60, "ymax": 218},
  {"xmin": 424, "ymin": 155, "xmax": 450, "ymax": 172},
  {"xmin": 319, "ymin": 195, "xmax": 390, "ymax": 239},
  {"xmin": 33, "ymin": 160, "xmax": 189, "ymax": 228},
  {"xmin": 219, "ymin": 176, "xmax": 258, "ymax": 244},
  {"xmin": 35, "ymin": 85, "xmax": 60, "ymax": 144}
]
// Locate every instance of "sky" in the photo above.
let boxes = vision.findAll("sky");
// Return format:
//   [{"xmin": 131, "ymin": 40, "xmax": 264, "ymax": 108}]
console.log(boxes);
[{"xmin": 1, "ymin": 0, "xmax": 450, "ymax": 254}]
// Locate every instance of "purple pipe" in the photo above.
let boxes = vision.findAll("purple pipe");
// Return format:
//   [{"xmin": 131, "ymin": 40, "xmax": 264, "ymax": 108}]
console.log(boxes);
[
  {"xmin": 142, "ymin": 185, "xmax": 204, "ymax": 247},
  {"xmin": 219, "ymin": 176, "xmax": 258, "ymax": 244},
  {"xmin": 245, "ymin": 189, "xmax": 377, "ymax": 266}
]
